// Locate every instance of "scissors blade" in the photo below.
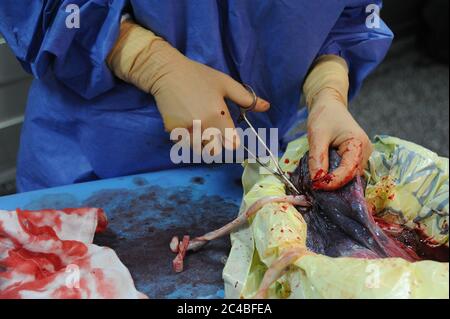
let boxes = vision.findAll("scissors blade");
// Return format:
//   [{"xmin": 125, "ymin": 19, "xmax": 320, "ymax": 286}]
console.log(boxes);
[
  {"xmin": 240, "ymin": 143, "xmax": 301, "ymax": 195},
  {"xmin": 237, "ymin": 84, "xmax": 302, "ymax": 195},
  {"xmin": 278, "ymin": 172, "xmax": 301, "ymax": 196}
]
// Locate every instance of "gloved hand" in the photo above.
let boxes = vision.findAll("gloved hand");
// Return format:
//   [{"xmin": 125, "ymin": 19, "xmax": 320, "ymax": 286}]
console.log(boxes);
[
  {"xmin": 303, "ymin": 55, "xmax": 372, "ymax": 191},
  {"xmin": 107, "ymin": 20, "xmax": 270, "ymax": 153}
]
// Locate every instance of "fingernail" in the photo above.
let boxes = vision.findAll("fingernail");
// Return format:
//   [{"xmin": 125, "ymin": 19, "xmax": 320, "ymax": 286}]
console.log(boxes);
[{"xmin": 258, "ymin": 99, "xmax": 270, "ymax": 110}]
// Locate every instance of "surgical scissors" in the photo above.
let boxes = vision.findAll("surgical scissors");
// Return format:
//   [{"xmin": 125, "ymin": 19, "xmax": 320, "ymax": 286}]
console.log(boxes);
[{"xmin": 236, "ymin": 84, "xmax": 301, "ymax": 196}]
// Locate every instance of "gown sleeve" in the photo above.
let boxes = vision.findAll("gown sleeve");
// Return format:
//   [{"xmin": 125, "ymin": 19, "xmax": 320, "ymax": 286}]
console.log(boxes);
[
  {"xmin": 0, "ymin": 0, "xmax": 128, "ymax": 99},
  {"xmin": 317, "ymin": 0, "xmax": 394, "ymax": 100}
]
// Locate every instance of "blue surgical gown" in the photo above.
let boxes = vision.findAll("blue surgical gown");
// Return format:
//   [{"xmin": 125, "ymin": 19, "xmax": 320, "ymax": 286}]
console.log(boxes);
[{"xmin": 0, "ymin": 0, "xmax": 393, "ymax": 192}]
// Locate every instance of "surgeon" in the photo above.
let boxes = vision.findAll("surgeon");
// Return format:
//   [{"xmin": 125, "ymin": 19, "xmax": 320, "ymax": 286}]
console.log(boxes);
[{"xmin": 0, "ymin": 0, "xmax": 392, "ymax": 192}]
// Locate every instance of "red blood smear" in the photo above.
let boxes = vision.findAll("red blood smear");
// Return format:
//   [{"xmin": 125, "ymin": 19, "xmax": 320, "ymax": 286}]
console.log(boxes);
[
  {"xmin": 387, "ymin": 238, "xmax": 421, "ymax": 261},
  {"xmin": 1, "ymin": 249, "xmax": 63, "ymax": 281},
  {"xmin": 374, "ymin": 217, "xmax": 403, "ymax": 235},
  {"xmin": 17, "ymin": 209, "xmax": 60, "ymax": 240},
  {"xmin": 312, "ymin": 173, "xmax": 335, "ymax": 189},
  {"xmin": 322, "ymin": 174, "xmax": 334, "ymax": 184},
  {"xmin": 411, "ymin": 228, "xmax": 449, "ymax": 262},
  {"xmin": 0, "ymin": 273, "xmax": 58, "ymax": 299},
  {"xmin": 51, "ymin": 286, "xmax": 83, "ymax": 299},
  {"xmin": 313, "ymin": 169, "xmax": 326, "ymax": 181},
  {"xmin": 92, "ymin": 269, "xmax": 116, "ymax": 298},
  {"xmin": 95, "ymin": 209, "xmax": 108, "ymax": 233},
  {"xmin": 17, "ymin": 209, "xmax": 88, "ymax": 259},
  {"xmin": 0, "ymin": 208, "xmax": 99, "ymax": 298},
  {"xmin": 375, "ymin": 217, "xmax": 449, "ymax": 262},
  {"xmin": 17, "ymin": 208, "xmax": 107, "ymax": 235},
  {"xmin": 18, "ymin": 211, "xmax": 63, "ymax": 232},
  {"xmin": 365, "ymin": 207, "xmax": 419, "ymax": 262},
  {"xmin": 50, "ymin": 278, "xmax": 91, "ymax": 299},
  {"xmin": 62, "ymin": 241, "xmax": 88, "ymax": 258}
]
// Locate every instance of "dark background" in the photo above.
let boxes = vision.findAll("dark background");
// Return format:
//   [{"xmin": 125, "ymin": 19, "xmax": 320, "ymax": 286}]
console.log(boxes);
[{"xmin": 351, "ymin": 0, "xmax": 449, "ymax": 157}]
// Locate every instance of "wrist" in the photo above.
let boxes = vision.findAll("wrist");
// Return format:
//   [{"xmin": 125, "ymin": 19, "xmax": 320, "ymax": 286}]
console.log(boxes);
[
  {"xmin": 303, "ymin": 55, "xmax": 350, "ymax": 110},
  {"xmin": 143, "ymin": 40, "xmax": 187, "ymax": 95},
  {"xmin": 107, "ymin": 20, "xmax": 188, "ymax": 94},
  {"xmin": 309, "ymin": 88, "xmax": 348, "ymax": 112}
]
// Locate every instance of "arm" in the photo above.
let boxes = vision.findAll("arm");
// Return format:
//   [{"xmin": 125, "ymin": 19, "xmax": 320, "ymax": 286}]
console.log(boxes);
[
  {"xmin": 304, "ymin": 55, "xmax": 372, "ymax": 191},
  {"xmin": 304, "ymin": 1, "xmax": 392, "ymax": 190}
]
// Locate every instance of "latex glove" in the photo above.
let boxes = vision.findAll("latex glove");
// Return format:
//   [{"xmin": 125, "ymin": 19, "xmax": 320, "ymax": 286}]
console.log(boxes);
[
  {"xmin": 303, "ymin": 55, "xmax": 372, "ymax": 191},
  {"xmin": 107, "ymin": 20, "xmax": 270, "ymax": 153}
]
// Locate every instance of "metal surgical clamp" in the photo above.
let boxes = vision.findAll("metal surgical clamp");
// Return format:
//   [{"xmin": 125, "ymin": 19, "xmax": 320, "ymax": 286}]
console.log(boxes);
[{"xmin": 236, "ymin": 84, "xmax": 301, "ymax": 196}]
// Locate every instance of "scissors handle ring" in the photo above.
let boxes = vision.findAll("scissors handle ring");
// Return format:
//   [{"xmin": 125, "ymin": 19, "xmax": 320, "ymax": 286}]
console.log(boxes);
[{"xmin": 242, "ymin": 84, "xmax": 258, "ymax": 112}]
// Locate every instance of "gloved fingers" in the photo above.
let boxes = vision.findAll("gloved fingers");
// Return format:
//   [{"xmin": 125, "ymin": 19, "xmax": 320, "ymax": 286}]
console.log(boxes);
[
  {"xmin": 307, "ymin": 130, "xmax": 331, "ymax": 182},
  {"xmin": 208, "ymin": 102, "xmax": 241, "ymax": 151},
  {"xmin": 221, "ymin": 75, "xmax": 270, "ymax": 112},
  {"xmin": 313, "ymin": 138, "xmax": 363, "ymax": 191}
]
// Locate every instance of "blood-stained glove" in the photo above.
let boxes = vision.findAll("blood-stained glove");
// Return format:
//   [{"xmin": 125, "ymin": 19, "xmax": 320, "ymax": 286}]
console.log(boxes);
[
  {"xmin": 107, "ymin": 20, "xmax": 270, "ymax": 153},
  {"xmin": 303, "ymin": 55, "xmax": 372, "ymax": 191}
]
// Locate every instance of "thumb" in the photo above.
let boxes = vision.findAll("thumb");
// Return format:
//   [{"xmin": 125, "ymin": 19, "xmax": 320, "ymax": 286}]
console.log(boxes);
[
  {"xmin": 307, "ymin": 132, "xmax": 330, "ymax": 182},
  {"xmin": 222, "ymin": 76, "xmax": 270, "ymax": 112}
]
